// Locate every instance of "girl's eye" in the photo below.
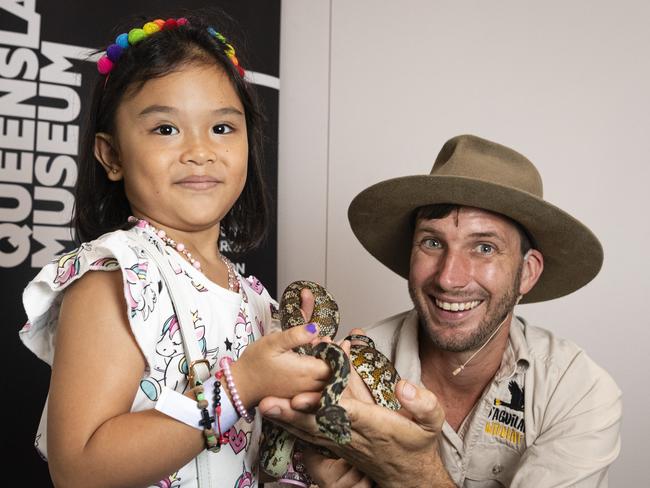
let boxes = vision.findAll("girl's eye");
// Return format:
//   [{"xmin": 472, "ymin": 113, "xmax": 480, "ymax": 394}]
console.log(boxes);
[
  {"xmin": 213, "ymin": 124, "xmax": 233, "ymax": 135},
  {"xmin": 476, "ymin": 243, "xmax": 495, "ymax": 255},
  {"xmin": 154, "ymin": 125, "xmax": 178, "ymax": 136},
  {"xmin": 421, "ymin": 238, "xmax": 441, "ymax": 249}
]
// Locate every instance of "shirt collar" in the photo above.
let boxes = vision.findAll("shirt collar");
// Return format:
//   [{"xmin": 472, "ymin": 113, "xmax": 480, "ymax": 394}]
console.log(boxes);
[
  {"xmin": 494, "ymin": 314, "xmax": 531, "ymax": 381},
  {"xmin": 392, "ymin": 309, "xmax": 424, "ymax": 385}
]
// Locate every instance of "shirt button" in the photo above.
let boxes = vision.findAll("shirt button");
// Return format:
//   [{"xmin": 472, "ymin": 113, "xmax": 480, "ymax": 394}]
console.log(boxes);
[{"xmin": 492, "ymin": 464, "xmax": 503, "ymax": 475}]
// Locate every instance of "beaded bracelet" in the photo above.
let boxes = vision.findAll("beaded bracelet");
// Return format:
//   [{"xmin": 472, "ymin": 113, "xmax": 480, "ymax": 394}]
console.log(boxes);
[
  {"xmin": 213, "ymin": 372, "xmax": 230, "ymax": 448},
  {"xmin": 190, "ymin": 380, "xmax": 220, "ymax": 452},
  {"xmin": 219, "ymin": 357, "xmax": 254, "ymax": 423}
]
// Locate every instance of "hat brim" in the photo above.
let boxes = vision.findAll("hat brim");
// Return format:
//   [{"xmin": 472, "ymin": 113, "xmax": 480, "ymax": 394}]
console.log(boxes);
[{"xmin": 348, "ymin": 175, "xmax": 603, "ymax": 303}]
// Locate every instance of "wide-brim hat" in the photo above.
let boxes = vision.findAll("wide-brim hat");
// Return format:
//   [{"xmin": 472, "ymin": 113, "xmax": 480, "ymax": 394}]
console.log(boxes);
[{"xmin": 348, "ymin": 134, "xmax": 603, "ymax": 303}]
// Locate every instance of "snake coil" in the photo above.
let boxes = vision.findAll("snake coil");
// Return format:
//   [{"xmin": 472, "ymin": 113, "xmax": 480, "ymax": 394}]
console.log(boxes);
[{"xmin": 259, "ymin": 280, "xmax": 402, "ymax": 485}]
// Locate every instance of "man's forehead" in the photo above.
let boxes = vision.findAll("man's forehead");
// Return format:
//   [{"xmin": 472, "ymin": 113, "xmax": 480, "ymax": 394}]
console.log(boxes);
[{"xmin": 415, "ymin": 206, "xmax": 519, "ymax": 235}]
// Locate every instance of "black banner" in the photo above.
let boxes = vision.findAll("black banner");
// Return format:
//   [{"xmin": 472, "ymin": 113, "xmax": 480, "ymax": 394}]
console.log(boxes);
[{"xmin": 1, "ymin": 1, "xmax": 280, "ymax": 485}]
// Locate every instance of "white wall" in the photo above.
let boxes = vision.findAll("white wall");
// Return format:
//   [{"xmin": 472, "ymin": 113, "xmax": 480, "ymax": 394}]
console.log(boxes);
[{"xmin": 279, "ymin": 1, "xmax": 648, "ymax": 485}]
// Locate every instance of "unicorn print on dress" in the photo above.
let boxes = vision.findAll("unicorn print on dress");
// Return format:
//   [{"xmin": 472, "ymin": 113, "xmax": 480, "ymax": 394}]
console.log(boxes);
[
  {"xmin": 53, "ymin": 243, "xmax": 92, "ymax": 286},
  {"xmin": 255, "ymin": 315, "xmax": 265, "ymax": 337},
  {"xmin": 156, "ymin": 471, "xmax": 181, "ymax": 488},
  {"xmin": 124, "ymin": 259, "xmax": 157, "ymax": 320},
  {"xmin": 141, "ymin": 309, "xmax": 218, "ymax": 399},
  {"xmin": 183, "ymin": 270, "xmax": 208, "ymax": 292},
  {"xmin": 245, "ymin": 275, "xmax": 265, "ymax": 295},
  {"xmin": 232, "ymin": 307, "xmax": 255, "ymax": 359},
  {"xmin": 233, "ymin": 462, "xmax": 254, "ymax": 488},
  {"xmin": 90, "ymin": 256, "xmax": 120, "ymax": 271}
]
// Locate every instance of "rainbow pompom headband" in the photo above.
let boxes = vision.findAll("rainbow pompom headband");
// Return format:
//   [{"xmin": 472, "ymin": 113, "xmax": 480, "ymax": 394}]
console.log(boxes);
[{"xmin": 97, "ymin": 17, "xmax": 245, "ymax": 77}]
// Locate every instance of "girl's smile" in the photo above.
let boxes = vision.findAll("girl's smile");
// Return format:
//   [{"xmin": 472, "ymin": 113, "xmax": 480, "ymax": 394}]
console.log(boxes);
[{"xmin": 175, "ymin": 174, "xmax": 222, "ymax": 191}]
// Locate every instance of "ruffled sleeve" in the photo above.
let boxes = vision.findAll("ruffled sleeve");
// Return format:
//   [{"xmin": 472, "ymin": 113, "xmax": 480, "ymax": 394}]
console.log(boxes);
[{"xmin": 19, "ymin": 230, "xmax": 163, "ymax": 371}]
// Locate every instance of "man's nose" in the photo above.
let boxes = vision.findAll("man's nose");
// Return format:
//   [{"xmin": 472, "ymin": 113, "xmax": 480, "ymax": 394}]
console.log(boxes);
[{"xmin": 434, "ymin": 250, "xmax": 471, "ymax": 290}]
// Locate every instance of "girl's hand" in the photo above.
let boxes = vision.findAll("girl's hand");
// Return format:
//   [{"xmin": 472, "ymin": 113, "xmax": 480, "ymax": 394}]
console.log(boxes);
[
  {"xmin": 230, "ymin": 323, "xmax": 332, "ymax": 408},
  {"xmin": 287, "ymin": 328, "xmax": 377, "ymax": 412}
]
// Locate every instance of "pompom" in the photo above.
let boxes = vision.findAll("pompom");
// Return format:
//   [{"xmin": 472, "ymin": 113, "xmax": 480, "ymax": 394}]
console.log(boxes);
[
  {"xmin": 97, "ymin": 55, "xmax": 113, "ymax": 75},
  {"xmin": 177, "ymin": 17, "xmax": 188, "ymax": 26},
  {"xmin": 106, "ymin": 44, "xmax": 123, "ymax": 62},
  {"xmin": 153, "ymin": 19, "xmax": 165, "ymax": 29},
  {"xmin": 163, "ymin": 18, "xmax": 177, "ymax": 30},
  {"xmin": 128, "ymin": 28, "xmax": 146, "ymax": 45},
  {"xmin": 143, "ymin": 22, "xmax": 160, "ymax": 36},
  {"xmin": 115, "ymin": 33, "xmax": 129, "ymax": 49}
]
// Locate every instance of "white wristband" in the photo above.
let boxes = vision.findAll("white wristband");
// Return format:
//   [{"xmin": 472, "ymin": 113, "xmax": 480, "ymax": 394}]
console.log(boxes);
[{"xmin": 155, "ymin": 376, "xmax": 241, "ymax": 431}]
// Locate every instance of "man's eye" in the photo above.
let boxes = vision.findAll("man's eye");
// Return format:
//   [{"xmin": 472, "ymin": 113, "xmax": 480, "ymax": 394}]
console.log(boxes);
[
  {"xmin": 213, "ymin": 124, "xmax": 233, "ymax": 135},
  {"xmin": 421, "ymin": 238, "xmax": 441, "ymax": 249},
  {"xmin": 154, "ymin": 125, "xmax": 178, "ymax": 136},
  {"xmin": 477, "ymin": 243, "xmax": 495, "ymax": 254}
]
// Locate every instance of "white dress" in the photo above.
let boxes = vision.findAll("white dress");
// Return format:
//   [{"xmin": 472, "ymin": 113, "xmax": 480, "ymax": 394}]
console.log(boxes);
[{"xmin": 20, "ymin": 224, "xmax": 278, "ymax": 488}]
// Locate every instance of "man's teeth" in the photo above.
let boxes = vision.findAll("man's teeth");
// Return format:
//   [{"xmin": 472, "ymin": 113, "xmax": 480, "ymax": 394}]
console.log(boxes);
[{"xmin": 434, "ymin": 298, "xmax": 481, "ymax": 312}]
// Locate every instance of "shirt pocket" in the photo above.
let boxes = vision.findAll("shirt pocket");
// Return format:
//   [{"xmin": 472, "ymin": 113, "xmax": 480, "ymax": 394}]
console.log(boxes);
[{"xmin": 464, "ymin": 443, "xmax": 522, "ymax": 487}]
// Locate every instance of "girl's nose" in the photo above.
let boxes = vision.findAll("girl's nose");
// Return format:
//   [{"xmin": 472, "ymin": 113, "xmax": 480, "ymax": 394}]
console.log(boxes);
[{"xmin": 181, "ymin": 137, "xmax": 217, "ymax": 165}]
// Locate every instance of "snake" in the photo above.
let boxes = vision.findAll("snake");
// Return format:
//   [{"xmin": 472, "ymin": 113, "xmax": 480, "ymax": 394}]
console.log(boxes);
[{"xmin": 259, "ymin": 280, "xmax": 402, "ymax": 484}]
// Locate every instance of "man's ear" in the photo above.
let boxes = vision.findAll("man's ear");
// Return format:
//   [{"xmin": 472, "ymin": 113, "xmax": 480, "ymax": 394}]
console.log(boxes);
[
  {"xmin": 518, "ymin": 249, "xmax": 544, "ymax": 297},
  {"xmin": 94, "ymin": 132, "xmax": 123, "ymax": 181}
]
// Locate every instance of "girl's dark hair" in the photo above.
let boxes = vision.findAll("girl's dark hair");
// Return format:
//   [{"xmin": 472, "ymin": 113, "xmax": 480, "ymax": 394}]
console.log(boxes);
[{"xmin": 75, "ymin": 10, "xmax": 270, "ymax": 255}]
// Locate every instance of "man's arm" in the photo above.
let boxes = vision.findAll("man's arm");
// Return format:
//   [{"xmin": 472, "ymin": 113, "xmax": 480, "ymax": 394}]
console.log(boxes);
[{"xmin": 259, "ymin": 380, "xmax": 456, "ymax": 488}]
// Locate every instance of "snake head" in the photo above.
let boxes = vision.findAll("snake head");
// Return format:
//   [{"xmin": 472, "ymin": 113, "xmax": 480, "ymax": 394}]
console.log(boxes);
[{"xmin": 316, "ymin": 405, "xmax": 352, "ymax": 445}]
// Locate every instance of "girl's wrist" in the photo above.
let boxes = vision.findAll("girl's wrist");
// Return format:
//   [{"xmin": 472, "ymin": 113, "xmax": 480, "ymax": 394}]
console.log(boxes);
[{"xmin": 224, "ymin": 358, "xmax": 257, "ymax": 412}]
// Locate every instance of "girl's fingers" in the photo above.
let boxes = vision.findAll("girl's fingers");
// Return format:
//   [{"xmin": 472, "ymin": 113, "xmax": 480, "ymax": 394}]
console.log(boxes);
[
  {"xmin": 300, "ymin": 287, "xmax": 315, "ymax": 323},
  {"xmin": 274, "ymin": 322, "xmax": 320, "ymax": 352}
]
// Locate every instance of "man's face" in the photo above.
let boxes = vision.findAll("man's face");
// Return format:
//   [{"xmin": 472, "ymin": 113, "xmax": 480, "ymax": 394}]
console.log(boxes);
[{"xmin": 409, "ymin": 206, "xmax": 531, "ymax": 352}]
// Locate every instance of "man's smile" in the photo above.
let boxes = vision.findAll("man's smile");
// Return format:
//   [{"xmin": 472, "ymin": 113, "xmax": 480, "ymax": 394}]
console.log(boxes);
[{"xmin": 434, "ymin": 298, "xmax": 482, "ymax": 312}]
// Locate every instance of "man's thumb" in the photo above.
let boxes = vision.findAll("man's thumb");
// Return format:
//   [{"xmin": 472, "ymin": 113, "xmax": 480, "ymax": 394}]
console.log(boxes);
[{"xmin": 396, "ymin": 380, "xmax": 445, "ymax": 433}]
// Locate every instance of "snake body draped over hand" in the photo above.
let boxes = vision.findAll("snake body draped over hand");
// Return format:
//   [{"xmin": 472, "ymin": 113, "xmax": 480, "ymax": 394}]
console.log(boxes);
[{"xmin": 259, "ymin": 280, "xmax": 401, "ymax": 485}]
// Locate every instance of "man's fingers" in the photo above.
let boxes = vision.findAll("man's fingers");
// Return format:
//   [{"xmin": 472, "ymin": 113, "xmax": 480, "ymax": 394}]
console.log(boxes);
[
  {"xmin": 338, "ymin": 337, "xmax": 352, "ymax": 355},
  {"xmin": 348, "ymin": 328, "xmax": 367, "ymax": 346},
  {"xmin": 303, "ymin": 449, "xmax": 372, "ymax": 488},
  {"xmin": 259, "ymin": 396, "xmax": 339, "ymax": 449},
  {"xmin": 395, "ymin": 380, "xmax": 445, "ymax": 433},
  {"xmin": 259, "ymin": 396, "xmax": 318, "ymax": 432},
  {"xmin": 290, "ymin": 391, "xmax": 321, "ymax": 411}
]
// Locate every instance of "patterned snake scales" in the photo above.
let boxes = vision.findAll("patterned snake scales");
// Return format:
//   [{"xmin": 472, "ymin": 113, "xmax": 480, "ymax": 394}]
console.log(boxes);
[{"xmin": 259, "ymin": 280, "xmax": 402, "ymax": 484}]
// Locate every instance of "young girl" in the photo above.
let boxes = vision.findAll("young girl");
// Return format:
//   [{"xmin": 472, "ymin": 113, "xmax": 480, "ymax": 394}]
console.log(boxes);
[{"xmin": 19, "ymin": 12, "xmax": 331, "ymax": 488}]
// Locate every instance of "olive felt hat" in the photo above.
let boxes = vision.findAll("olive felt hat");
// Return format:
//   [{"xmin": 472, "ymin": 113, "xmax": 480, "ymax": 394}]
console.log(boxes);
[{"xmin": 347, "ymin": 134, "xmax": 603, "ymax": 303}]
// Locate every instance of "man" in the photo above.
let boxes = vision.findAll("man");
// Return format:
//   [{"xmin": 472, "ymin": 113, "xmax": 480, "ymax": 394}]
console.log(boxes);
[{"xmin": 260, "ymin": 134, "xmax": 622, "ymax": 487}]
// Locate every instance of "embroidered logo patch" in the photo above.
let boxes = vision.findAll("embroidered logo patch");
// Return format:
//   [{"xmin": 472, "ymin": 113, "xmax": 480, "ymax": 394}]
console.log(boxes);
[{"xmin": 484, "ymin": 380, "xmax": 525, "ymax": 447}]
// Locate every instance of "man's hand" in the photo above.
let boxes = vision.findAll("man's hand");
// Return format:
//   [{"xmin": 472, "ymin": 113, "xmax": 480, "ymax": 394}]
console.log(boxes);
[
  {"xmin": 302, "ymin": 448, "xmax": 373, "ymax": 488},
  {"xmin": 259, "ymin": 379, "xmax": 454, "ymax": 488}
]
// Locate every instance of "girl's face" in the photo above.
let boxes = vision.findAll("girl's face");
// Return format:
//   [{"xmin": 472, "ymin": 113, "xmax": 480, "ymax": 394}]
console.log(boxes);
[{"xmin": 96, "ymin": 63, "xmax": 248, "ymax": 232}]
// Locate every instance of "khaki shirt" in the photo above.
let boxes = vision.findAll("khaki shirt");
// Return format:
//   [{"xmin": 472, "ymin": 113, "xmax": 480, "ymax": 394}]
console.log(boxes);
[{"xmin": 365, "ymin": 310, "xmax": 622, "ymax": 488}]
